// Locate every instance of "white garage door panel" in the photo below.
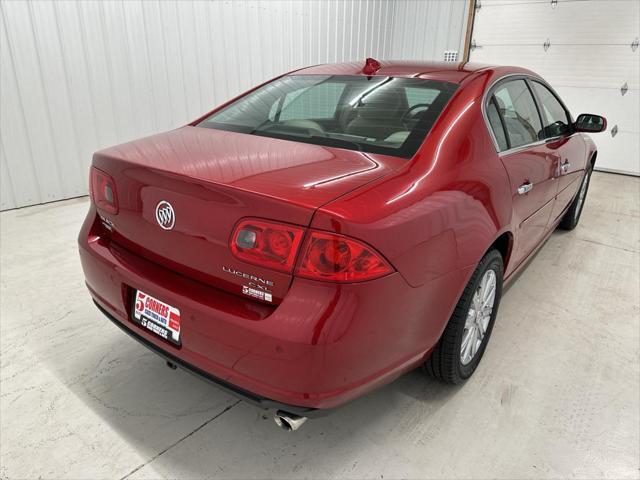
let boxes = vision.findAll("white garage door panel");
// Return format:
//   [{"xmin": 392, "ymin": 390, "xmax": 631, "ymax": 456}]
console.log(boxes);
[
  {"xmin": 474, "ymin": 0, "xmax": 637, "ymax": 45},
  {"xmin": 471, "ymin": 0, "xmax": 640, "ymax": 175},
  {"xmin": 471, "ymin": 45, "xmax": 639, "ymax": 90},
  {"xmin": 591, "ymin": 131, "xmax": 640, "ymax": 175},
  {"xmin": 557, "ymin": 86, "xmax": 639, "ymax": 135},
  {"xmin": 556, "ymin": 85, "xmax": 639, "ymax": 174}
]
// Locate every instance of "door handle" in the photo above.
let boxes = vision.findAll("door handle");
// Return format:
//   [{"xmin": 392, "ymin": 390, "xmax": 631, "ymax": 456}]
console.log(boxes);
[{"xmin": 517, "ymin": 182, "xmax": 533, "ymax": 195}]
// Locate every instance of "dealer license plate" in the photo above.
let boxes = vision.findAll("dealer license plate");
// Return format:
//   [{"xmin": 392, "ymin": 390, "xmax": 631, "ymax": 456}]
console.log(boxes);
[{"xmin": 132, "ymin": 290, "xmax": 181, "ymax": 346}]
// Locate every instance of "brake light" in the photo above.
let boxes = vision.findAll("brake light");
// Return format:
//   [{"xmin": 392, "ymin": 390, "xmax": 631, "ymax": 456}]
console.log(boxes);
[
  {"xmin": 230, "ymin": 219, "xmax": 394, "ymax": 282},
  {"xmin": 230, "ymin": 219, "xmax": 305, "ymax": 273},
  {"xmin": 90, "ymin": 167, "xmax": 118, "ymax": 214},
  {"xmin": 296, "ymin": 231, "xmax": 393, "ymax": 282}
]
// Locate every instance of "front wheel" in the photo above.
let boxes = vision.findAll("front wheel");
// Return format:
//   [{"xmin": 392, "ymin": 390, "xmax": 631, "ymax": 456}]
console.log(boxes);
[
  {"xmin": 558, "ymin": 166, "xmax": 593, "ymax": 231},
  {"xmin": 424, "ymin": 250, "xmax": 504, "ymax": 384}
]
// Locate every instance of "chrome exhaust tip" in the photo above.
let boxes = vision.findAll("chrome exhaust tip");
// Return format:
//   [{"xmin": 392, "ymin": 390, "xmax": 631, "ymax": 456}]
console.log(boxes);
[{"xmin": 273, "ymin": 410, "xmax": 308, "ymax": 431}]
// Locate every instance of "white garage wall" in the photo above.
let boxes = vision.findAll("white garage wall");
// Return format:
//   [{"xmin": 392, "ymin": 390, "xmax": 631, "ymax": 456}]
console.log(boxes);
[
  {"xmin": 470, "ymin": 0, "xmax": 640, "ymax": 176},
  {"xmin": 0, "ymin": 0, "xmax": 467, "ymax": 211},
  {"xmin": 0, "ymin": 0, "xmax": 387, "ymax": 210},
  {"xmin": 389, "ymin": 0, "xmax": 469, "ymax": 61}
]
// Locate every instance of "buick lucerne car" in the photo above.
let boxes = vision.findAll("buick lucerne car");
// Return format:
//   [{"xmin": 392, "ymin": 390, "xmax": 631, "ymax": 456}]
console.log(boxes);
[{"xmin": 79, "ymin": 59, "xmax": 606, "ymax": 431}]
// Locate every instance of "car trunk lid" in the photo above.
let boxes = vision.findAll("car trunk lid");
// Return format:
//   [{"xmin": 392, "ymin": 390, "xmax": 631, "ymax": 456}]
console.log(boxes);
[{"xmin": 92, "ymin": 126, "xmax": 402, "ymax": 304}]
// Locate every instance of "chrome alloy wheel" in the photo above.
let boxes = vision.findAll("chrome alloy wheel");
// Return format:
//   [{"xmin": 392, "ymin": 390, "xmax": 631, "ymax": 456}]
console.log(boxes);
[
  {"xmin": 460, "ymin": 269, "xmax": 497, "ymax": 365},
  {"xmin": 574, "ymin": 171, "xmax": 590, "ymax": 220}
]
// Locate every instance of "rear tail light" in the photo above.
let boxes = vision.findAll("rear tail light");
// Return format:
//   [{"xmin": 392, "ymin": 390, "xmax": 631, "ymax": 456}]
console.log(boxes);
[
  {"xmin": 230, "ymin": 219, "xmax": 305, "ymax": 273},
  {"xmin": 296, "ymin": 231, "xmax": 393, "ymax": 282},
  {"xmin": 90, "ymin": 167, "xmax": 118, "ymax": 214},
  {"xmin": 230, "ymin": 219, "xmax": 394, "ymax": 282}
]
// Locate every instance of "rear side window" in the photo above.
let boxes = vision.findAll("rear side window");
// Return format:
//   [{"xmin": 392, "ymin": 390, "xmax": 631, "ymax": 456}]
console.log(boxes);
[
  {"xmin": 486, "ymin": 99, "xmax": 509, "ymax": 151},
  {"xmin": 492, "ymin": 80, "xmax": 543, "ymax": 149},
  {"xmin": 531, "ymin": 81, "xmax": 571, "ymax": 138}
]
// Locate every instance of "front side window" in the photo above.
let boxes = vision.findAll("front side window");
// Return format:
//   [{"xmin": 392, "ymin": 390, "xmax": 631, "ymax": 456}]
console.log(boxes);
[
  {"xmin": 531, "ymin": 81, "xmax": 571, "ymax": 138},
  {"xmin": 492, "ymin": 80, "xmax": 543, "ymax": 149},
  {"xmin": 198, "ymin": 75, "xmax": 458, "ymax": 159}
]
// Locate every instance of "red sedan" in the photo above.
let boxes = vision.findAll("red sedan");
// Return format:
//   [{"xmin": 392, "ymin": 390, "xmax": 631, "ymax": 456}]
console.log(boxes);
[{"xmin": 79, "ymin": 59, "xmax": 606, "ymax": 430}]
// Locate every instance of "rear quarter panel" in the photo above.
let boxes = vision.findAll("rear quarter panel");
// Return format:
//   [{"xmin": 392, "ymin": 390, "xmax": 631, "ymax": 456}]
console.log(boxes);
[{"xmin": 311, "ymin": 71, "xmax": 513, "ymax": 341}]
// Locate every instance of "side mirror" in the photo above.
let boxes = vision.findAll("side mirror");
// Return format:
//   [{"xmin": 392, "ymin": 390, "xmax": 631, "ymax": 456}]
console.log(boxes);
[{"xmin": 574, "ymin": 113, "xmax": 607, "ymax": 133}]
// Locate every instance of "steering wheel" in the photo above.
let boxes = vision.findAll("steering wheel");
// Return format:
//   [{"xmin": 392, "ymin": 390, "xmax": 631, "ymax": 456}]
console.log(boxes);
[{"xmin": 401, "ymin": 103, "xmax": 430, "ymax": 128}]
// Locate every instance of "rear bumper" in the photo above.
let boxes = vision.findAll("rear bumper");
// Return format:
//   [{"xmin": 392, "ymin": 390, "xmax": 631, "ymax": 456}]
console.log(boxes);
[
  {"xmin": 79, "ymin": 208, "xmax": 464, "ymax": 411},
  {"xmin": 93, "ymin": 300, "xmax": 323, "ymax": 417}
]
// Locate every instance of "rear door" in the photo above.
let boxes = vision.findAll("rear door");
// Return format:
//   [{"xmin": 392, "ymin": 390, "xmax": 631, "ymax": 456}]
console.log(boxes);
[
  {"xmin": 529, "ymin": 80, "xmax": 588, "ymax": 224},
  {"xmin": 486, "ymin": 78, "xmax": 557, "ymax": 268}
]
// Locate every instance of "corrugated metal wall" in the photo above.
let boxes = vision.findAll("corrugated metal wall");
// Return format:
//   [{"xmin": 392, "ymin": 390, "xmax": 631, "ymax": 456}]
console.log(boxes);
[
  {"xmin": 0, "ymin": 0, "xmax": 467, "ymax": 210},
  {"xmin": 389, "ymin": 0, "xmax": 468, "ymax": 61}
]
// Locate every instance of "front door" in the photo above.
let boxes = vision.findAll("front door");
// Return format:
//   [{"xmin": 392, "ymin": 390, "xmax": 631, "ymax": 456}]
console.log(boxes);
[{"xmin": 529, "ymin": 80, "xmax": 589, "ymax": 223}]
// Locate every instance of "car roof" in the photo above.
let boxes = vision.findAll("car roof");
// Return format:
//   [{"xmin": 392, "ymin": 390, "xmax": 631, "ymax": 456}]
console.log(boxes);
[{"xmin": 292, "ymin": 60, "xmax": 496, "ymax": 83}]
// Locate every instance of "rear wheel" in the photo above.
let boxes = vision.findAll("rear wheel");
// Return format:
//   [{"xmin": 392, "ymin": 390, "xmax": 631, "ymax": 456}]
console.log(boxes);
[
  {"xmin": 424, "ymin": 249, "xmax": 503, "ymax": 384},
  {"xmin": 559, "ymin": 166, "xmax": 593, "ymax": 231}
]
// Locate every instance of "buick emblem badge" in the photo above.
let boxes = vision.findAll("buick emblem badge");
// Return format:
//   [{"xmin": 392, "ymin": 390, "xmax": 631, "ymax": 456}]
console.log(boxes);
[{"xmin": 155, "ymin": 201, "xmax": 175, "ymax": 230}]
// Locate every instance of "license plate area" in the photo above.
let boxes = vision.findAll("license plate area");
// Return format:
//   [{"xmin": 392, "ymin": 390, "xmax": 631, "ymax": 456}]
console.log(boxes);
[{"xmin": 132, "ymin": 290, "xmax": 181, "ymax": 346}]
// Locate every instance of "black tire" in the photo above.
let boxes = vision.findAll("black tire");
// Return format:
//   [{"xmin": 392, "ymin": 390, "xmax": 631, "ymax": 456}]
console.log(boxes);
[
  {"xmin": 558, "ymin": 166, "xmax": 593, "ymax": 231},
  {"xmin": 424, "ymin": 249, "xmax": 504, "ymax": 384}
]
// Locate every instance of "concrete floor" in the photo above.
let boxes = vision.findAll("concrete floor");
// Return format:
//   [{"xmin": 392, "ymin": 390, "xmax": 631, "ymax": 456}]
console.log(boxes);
[{"xmin": 1, "ymin": 171, "xmax": 638, "ymax": 479}]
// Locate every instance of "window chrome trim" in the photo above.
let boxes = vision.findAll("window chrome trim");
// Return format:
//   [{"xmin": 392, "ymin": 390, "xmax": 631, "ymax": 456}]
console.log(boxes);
[
  {"xmin": 497, "ymin": 139, "xmax": 547, "ymax": 157},
  {"xmin": 480, "ymin": 72, "xmax": 571, "ymax": 156}
]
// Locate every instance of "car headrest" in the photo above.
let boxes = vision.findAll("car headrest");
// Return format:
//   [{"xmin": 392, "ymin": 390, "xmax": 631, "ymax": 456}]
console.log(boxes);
[{"xmin": 355, "ymin": 88, "xmax": 404, "ymax": 119}]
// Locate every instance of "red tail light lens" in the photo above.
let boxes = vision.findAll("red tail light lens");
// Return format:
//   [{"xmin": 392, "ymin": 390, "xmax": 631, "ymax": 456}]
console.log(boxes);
[
  {"xmin": 90, "ymin": 167, "xmax": 118, "ymax": 214},
  {"xmin": 296, "ymin": 231, "xmax": 393, "ymax": 282},
  {"xmin": 230, "ymin": 220, "xmax": 393, "ymax": 282},
  {"xmin": 230, "ymin": 219, "xmax": 305, "ymax": 273}
]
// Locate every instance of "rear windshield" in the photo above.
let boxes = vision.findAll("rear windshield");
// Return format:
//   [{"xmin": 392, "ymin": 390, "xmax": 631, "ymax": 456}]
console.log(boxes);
[{"xmin": 197, "ymin": 75, "xmax": 458, "ymax": 159}]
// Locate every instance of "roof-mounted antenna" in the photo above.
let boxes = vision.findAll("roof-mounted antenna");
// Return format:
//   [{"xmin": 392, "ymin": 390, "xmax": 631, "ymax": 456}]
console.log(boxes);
[{"xmin": 362, "ymin": 57, "xmax": 381, "ymax": 76}]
